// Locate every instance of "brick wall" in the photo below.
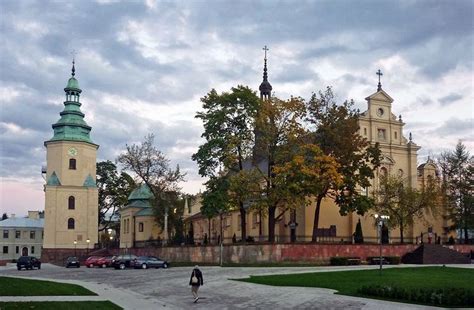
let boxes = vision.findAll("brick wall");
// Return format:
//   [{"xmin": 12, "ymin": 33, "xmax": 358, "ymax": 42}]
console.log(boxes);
[{"xmin": 41, "ymin": 244, "xmax": 473, "ymax": 265}]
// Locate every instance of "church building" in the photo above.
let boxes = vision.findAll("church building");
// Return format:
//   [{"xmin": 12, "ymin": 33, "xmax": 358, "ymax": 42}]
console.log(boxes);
[
  {"xmin": 43, "ymin": 61, "xmax": 99, "ymax": 250},
  {"xmin": 183, "ymin": 49, "xmax": 448, "ymax": 245}
]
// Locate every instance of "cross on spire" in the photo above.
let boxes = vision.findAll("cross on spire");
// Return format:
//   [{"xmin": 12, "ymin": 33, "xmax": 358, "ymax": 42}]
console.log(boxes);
[
  {"xmin": 263, "ymin": 45, "xmax": 269, "ymax": 60},
  {"xmin": 70, "ymin": 50, "xmax": 77, "ymax": 77},
  {"xmin": 376, "ymin": 69, "xmax": 383, "ymax": 91}
]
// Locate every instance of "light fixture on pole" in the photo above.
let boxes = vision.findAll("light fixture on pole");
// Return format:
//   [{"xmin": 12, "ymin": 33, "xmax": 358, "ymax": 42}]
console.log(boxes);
[
  {"xmin": 374, "ymin": 214, "xmax": 390, "ymax": 275},
  {"xmin": 86, "ymin": 238, "xmax": 90, "ymax": 257},
  {"xmin": 73, "ymin": 240, "xmax": 77, "ymax": 257}
]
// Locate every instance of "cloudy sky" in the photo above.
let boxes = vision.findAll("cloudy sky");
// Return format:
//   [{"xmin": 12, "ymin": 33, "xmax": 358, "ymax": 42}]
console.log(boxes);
[{"xmin": 1, "ymin": 0, "xmax": 472, "ymax": 217}]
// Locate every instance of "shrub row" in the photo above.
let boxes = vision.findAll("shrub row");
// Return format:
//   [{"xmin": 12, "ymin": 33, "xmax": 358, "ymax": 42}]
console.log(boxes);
[
  {"xmin": 358, "ymin": 285, "xmax": 474, "ymax": 307},
  {"xmin": 329, "ymin": 257, "xmax": 361, "ymax": 266}
]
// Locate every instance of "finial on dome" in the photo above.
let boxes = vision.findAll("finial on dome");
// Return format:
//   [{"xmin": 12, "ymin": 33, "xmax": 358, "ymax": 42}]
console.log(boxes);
[{"xmin": 71, "ymin": 50, "xmax": 77, "ymax": 77}]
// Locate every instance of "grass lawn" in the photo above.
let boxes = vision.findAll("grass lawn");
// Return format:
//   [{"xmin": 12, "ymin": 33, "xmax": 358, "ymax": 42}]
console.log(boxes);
[
  {"xmin": 0, "ymin": 277, "xmax": 97, "ymax": 296},
  {"xmin": 0, "ymin": 301, "xmax": 121, "ymax": 309},
  {"xmin": 236, "ymin": 266, "xmax": 473, "ymax": 306}
]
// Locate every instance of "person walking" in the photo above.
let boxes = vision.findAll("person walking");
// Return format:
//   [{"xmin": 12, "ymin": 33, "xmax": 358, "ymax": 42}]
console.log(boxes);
[{"xmin": 189, "ymin": 265, "xmax": 203, "ymax": 303}]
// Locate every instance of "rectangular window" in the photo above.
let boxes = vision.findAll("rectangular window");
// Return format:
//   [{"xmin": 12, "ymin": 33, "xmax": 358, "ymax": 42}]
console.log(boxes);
[
  {"xmin": 139, "ymin": 222, "xmax": 144, "ymax": 232},
  {"xmin": 363, "ymin": 128, "xmax": 367, "ymax": 135},
  {"xmin": 16, "ymin": 246, "xmax": 19, "ymax": 254},
  {"xmin": 30, "ymin": 231, "xmax": 35, "ymax": 239},
  {"xmin": 15, "ymin": 230, "xmax": 20, "ymax": 239},
  {"xmin": 69, "ymin": 158, "xmax": 76, "ymax": 170},
  {"xmin": 2, "ymin": 246, "xmax": 8, "ymax": 254},
  {"xmin": 3, "ymin": 230, "xmax": 8, "ymax": 239},
  {"xmin": 31, "ymin": 246, "xmax": 35, "ymax": 254},
  {"xmin": 252, "ymin": 213, "xmax": 258, "ymax": 229},
  {"xmin": 394, "ymin": 131, "xmax": 398, "ymax": 139}
]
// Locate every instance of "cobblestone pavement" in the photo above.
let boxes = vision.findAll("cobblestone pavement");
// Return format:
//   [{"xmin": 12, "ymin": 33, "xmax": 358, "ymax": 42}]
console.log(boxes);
[{"xmin": 1, "ymin": 264, "xmax": 471, "ymax": 309}]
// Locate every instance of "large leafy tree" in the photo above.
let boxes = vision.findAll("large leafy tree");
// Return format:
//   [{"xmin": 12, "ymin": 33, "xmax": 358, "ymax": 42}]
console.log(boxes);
[
  {"xmin": 306, "ymin": 87, "xmax": 381, "ymax": 242},
  {"xmin": 96, "ymin": 160, "xmax": 135, "ymax": 232},
  {"xmin": 438, "ymin": 141, "xmax": 474, "ymax": 243},
  {"xmin": 192, "ymin": 86, "xmax": 260, "ymax": 241},
  {"xmin": 251, "ymin": 96, "xmax": 318, "ymax": 242},
  {"xmin": 117, "ymin": 134, "xmax": 185, "ymax": 234},
  {"xmin": 375, "ymin": 175, "xmax": 441, "ymax": 243}
]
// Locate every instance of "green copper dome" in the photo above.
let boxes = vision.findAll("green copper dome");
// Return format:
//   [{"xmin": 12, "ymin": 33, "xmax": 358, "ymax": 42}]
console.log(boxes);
[
  {"xmin": 45, "ymin": 61, "xmax": 97, "ymax": 146},
  {"xmin": 66, "ymin": 77, "xmax": 80, "ymax": 90},
  {"xmin": 128, "ymin": 184, "xmax": 155, "ymax": 201}
]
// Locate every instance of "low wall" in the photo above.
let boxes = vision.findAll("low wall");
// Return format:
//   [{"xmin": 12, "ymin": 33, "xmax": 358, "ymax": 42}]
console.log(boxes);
[{"xmin": 41, "ymin": 244, "xmax": 473, "ymax": 265}]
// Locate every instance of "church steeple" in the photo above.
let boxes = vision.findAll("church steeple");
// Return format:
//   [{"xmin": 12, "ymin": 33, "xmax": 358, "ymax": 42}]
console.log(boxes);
[
  {"xmin": 46, "ymin": 59, "xmax": 95, "ymax": 145},
  {"xmin": 259, "ymin": 45, "xmax": 272, "ymax": 100}
]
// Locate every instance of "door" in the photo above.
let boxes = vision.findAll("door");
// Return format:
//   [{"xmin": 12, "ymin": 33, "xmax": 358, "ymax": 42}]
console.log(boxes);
[{"xmin": 22, "ymin": 247, "xmax": 28, "ymax": 256}]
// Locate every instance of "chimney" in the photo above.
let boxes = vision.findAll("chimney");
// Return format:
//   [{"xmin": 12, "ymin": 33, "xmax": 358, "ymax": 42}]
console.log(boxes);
[{"xmin": 28, "ymin": 211, "xmax": 39, "ymax": 219}]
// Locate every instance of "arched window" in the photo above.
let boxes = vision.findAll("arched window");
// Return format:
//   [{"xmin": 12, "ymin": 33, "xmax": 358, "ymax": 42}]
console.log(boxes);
[
  {"xmin": 69, "ymin": 158, "xmax": 76, "ymax": 170},
  {"xmin": 68, "ymin": 196, "xmax": 75, "ymax": 209},
  {"xmin": 68, "ymin": 218, "xmax": 75, "ymax": 230}
]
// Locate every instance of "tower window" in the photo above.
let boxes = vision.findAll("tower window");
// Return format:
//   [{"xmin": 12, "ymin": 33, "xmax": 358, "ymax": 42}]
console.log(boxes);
[
  {"xmin": 139, "ymin": 222, "xmax": 144, "ymax": 232},
  {"xmin": 30, "ymin": 231, "xmax": 35, "ymax": 239},
  {"xmin": 68, "ymin": 196, "xmax": 75, "ymax": 210},
  {"xmin": 69, "ymin": 158, "xmax": 76, "ymax": 170},
  {"xmin": 363, "ymin": 128, "xmax": 367, "ymax": 135},
  {"xmin": 68, "ymin": 218, "xmax": 75, "ymax": 230},
  {"xmin": 394, "ymin": 131, "xmax": 398, "ymax": 139}
]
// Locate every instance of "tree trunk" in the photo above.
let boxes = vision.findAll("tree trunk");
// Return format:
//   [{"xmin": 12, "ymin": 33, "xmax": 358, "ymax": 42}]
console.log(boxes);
[
  {"xmin": 268, "ymin": 205, "xmax": 276, "ymax": 242},
  {"xmin": 399, "ymin": 220, "xmax": 404, "ymax": 244},
  {"xmin": 239, "ymin": 202, "xmax": 246, "ymax": 242},
  {"xmin": 311, "ymin": 195, "xmax": 324, "ymax": 242}
]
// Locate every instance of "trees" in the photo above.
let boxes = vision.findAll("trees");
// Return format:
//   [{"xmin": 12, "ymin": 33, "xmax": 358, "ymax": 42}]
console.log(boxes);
[
  {"xmin": 438, "ymin": 141, "xmax": 474, "ymax": 243},
  {"xmin": 96, "ymin": 160, "xmax": 135, "ymax": 231},
  {"xmin": 306, "ymin": 87, "xmax": 381, "ymax": 242},
  {"xmin": 192, "ymin": 86, "xmax": 260, "ymax": 241},
  {"xmin": 117, "ymin": 134, "xmax": 185, "ymax": 235},
  {"xmin": 1, "ymin": 213, "xmax": 7, "ymax": 221},
  {"xmin": 374, "ymin": 175, "xmax": 441, "ymax": 243}
]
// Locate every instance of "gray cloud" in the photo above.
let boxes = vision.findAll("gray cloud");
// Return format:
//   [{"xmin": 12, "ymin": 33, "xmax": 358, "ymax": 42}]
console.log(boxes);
[{"xmin": 438, "ymin": 93, "xmax": 463, "ymax": 105}]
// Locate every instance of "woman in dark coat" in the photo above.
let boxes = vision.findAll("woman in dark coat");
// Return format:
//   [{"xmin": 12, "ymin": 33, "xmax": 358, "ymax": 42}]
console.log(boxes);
[{"xmin": 189, "ymin": 265, "xmax": 204, "ymax": 302}]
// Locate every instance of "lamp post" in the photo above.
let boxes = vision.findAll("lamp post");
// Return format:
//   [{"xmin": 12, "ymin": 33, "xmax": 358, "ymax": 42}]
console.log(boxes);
[
  {"xmin": 86, "ymin": 238, "xmax": 90, "ymax": 257},
  {"xmin": 73, "ymin": 240, "xmax": 77, "ymax": 257},
  {"xmin": 374, "ymin": 214, "xmax": 390, "ymax": 275}
]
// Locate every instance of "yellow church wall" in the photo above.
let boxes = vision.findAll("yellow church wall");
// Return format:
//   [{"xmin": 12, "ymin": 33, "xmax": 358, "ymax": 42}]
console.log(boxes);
[
  {"xmin": 44, "ymin": 186, "xmax": 98, "ymax": 249},
  {"xmin": 134, "ymin": 216, "xmax": 162, "ymax": 241}
]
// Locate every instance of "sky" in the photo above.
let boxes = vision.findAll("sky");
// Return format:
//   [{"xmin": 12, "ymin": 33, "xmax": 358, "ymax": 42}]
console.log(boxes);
[{"xmin": 0, "ymin": 0, "xmax": 473, "ymax": 217}]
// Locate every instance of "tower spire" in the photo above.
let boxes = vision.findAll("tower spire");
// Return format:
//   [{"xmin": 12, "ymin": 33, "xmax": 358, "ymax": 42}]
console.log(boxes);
[
  {"xmin": 71, "ymin": 50, "xmax": 77, "ymax": 77},
  {"xmin": 376, "ymin": 69, "xmax": 383, "ymax": 91},
  {"xmin": 259, "ymin": 45, "xmax": 272, "ymax": 100}
]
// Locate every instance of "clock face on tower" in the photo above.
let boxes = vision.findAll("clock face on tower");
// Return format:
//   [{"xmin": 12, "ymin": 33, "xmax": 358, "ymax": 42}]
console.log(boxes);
[
  {"xmin": 68, "ymin": 147, "xmax": 78, "ymax": 157},
  {"xmin": 376, "ymin": 107, "xmax": 384, "ymax": 117}
]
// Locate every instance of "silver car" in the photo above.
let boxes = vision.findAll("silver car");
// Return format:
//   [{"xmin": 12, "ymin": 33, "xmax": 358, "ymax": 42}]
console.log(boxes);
[{"xmin": 132, "ymin": 256, "xmax": 169, "ymax": 269}]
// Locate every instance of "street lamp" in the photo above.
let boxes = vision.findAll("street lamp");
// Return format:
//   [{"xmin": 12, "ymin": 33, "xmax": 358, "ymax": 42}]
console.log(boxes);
[
  {"xmin": 374, "ymin": 214, "xmax": 390, "ymax": 275},
  {"xmin": 73, "ymin": 240, "xmax": 77, "ymax": 257},
  {"xmin": 86, "ymin": 238, "xmax": 90, "ymax": 257}
]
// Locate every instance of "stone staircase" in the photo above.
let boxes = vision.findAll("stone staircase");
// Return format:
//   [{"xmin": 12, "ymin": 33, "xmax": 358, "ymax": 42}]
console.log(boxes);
[{"xmin": 402, "ymin": 244, "xmax": 471, "ymax": 264}]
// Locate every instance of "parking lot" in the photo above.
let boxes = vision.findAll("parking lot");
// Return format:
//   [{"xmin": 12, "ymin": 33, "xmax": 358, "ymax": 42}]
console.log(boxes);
[{"xmin": 2, "ymin": 263, "xmax": 464, "ymax": 309}]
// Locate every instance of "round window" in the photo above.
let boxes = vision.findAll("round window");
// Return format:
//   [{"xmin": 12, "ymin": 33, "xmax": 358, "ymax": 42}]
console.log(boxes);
[{"xmin": 376, "ymin": 108, "xmax": 384, "ymax": 117}]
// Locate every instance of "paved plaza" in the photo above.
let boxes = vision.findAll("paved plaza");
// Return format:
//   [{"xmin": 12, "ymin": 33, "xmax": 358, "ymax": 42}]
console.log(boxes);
[{"xmin": 1, "ymin": 264, "xmax": 472, "ymax": 309}]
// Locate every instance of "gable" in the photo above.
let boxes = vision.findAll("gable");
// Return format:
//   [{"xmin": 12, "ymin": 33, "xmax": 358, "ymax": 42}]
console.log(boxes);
[{"xmin": 365, "ymin": 89, "xmax": 394, "ymax": 103}]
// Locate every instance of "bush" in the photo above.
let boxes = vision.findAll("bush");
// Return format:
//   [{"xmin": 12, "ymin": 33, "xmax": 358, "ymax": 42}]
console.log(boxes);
[
  {"xmin": 330, "ymin": 257, "xmax": 348, "ymax": 266},
  {"xmin": 353, "ymin": 219, "xmax": 364, "ymax": 244},
  {"xmin": 358, "ymin": 285, "xmax": 474, "ymax": 307}
]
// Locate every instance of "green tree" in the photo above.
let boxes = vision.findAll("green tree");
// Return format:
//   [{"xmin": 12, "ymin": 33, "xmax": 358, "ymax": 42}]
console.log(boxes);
[
  {"xmin": 438, "ymin": 141, "xmax": 474, "ymax": 243},
  {"xmin": 117, "ymin": 134, "xmax": 185, "ymax": 235},
  {"xmin": 306, "ymin": 87, "xmax": 381, "ymax": 242},
  {"xmin": 192, "ymin": 86, "xmax": 260, "ymax": 241},
  {"xmin": 375, "ymin": 175, "xmax": 441, "ymax": 243},
  {"xmin": 96, "ymin": 160, "xmax": 135, "ymax": 231},
  {"xmin": 1, "ymin": 213, "xmax": 7, "ymax": 221},
  {"xmin": 251, "ymin": 96, "xmax": 318, "ymax": 242}
]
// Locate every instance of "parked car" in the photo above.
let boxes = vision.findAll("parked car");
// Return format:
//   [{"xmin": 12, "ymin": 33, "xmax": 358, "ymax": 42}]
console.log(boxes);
[
  {"xmin": 112, "ymin": 254, "xmax": 137, "ymax": 270},
  {"xmin": 85, "ymin": 256, "xmax": 102, "ymax": 268},
  {"xmin": 17, "ymin": 256, "xmax": 41, "ymax": 270},
  {"xmin": 132, "ymin": 256, "xmax": 169, "ymax": 269},
  {"xmin": 96, "ymin": 256, "xmax": 114, "ymax": 268},
  {"xmin": 65, "ymin": 256, "xmax": 80, "ymax": 268}
]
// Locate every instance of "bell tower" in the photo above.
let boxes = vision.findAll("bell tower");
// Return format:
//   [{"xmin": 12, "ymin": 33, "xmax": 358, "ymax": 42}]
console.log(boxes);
[{"xmin": 43, "ymin": 60, "xmax": 99, "ymax": 249}]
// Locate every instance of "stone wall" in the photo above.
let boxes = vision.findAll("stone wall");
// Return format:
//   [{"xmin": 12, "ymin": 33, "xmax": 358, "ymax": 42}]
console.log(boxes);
[{"xmin": 41, "ymin": 244, "xmax": 473, "ymax": 265}]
